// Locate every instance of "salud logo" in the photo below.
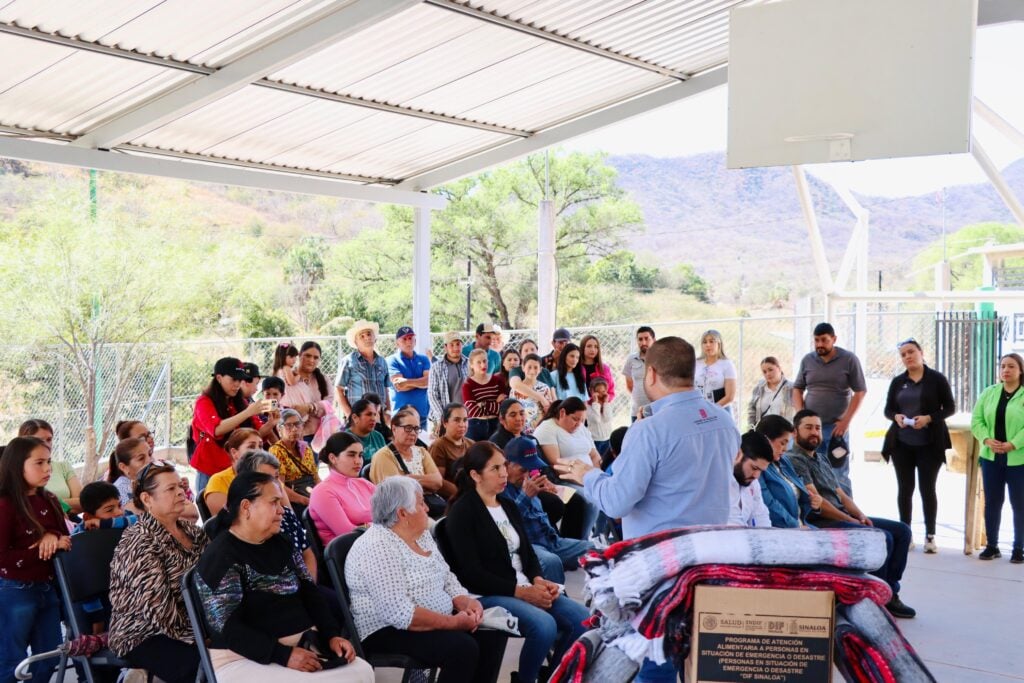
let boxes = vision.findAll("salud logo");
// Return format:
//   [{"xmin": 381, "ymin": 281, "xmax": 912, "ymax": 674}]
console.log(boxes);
[{"xmin": 699, "ymin": 408, "xmax": 708, "ymax": 419}]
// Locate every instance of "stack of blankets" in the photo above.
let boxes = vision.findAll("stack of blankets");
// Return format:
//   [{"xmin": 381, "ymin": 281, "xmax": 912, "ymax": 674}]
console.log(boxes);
[{"xmin": 550, "ymin": 526, "xmax": 935, "ymax": 683}]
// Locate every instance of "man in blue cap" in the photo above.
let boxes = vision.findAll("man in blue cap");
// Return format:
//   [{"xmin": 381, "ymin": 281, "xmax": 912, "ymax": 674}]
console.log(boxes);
[
  {"xmin": 387, "ymin": 326, "xmax": 431, "ymax": 430},
  {"xmin": 501, "ymin": 436, "xmax": 593, "ymax": 583}
]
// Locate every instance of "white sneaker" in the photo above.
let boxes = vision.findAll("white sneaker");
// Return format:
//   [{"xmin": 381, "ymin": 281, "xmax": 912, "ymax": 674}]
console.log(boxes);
[
  {"xmin": 908, "ymin": 539, "xmax": 916, "ymax": 551},
  {"xmin": 924, "ymin": 536, "xmax": 938, "ymax": 554}
]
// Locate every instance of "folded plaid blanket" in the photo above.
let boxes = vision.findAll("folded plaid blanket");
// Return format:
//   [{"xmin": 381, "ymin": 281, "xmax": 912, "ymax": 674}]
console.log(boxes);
[
  {"xmin": 549, "ymin": 630, "xmax": 639, "ymax": 683},
  {"xmin": 602, "ymin": 564, "xmax": 891, "ymax": 666},
  {"xmin": 584, "ymin": 525, "xmax": 890, "ymax": 620},
  {"xmin": 836, "ymin": 599, "xmax": 936, "ymax": 683},
  {"xmin": 835, "ymin": 616, "xmax": 896, "ymax": 682}
]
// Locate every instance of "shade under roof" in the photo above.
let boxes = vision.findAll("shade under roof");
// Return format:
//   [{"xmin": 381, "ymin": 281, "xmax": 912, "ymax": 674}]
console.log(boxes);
[{"xmin": 0, "ymin": 0, "xmax": 1016, "ymax": 205}]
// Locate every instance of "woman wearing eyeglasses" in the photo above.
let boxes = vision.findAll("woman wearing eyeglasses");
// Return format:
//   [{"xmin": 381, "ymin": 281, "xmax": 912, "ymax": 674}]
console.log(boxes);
[
  {"xmin": 270, "ymin": 409, "xmax": 320, "ymax": 518},
  {"xmin": 882, "ymin": 339, "xmax": 955, "ymax": 555},
  {"xmin": 368, "ymin": 408, "xmax": 443, "ymax": 503},
  {"xmin": 109, "ymin": 462, "xmax": 208, "ymax": 683}
]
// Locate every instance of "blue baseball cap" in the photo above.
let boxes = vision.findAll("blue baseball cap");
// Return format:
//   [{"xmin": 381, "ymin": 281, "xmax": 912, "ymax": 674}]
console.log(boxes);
[
  {"xmin": 504, "ymin": 437, "xmax": 547, "ymax": 471},
  {"xmin": 395, "ymin": 326, "xmax": 415, "ymax": 340}
]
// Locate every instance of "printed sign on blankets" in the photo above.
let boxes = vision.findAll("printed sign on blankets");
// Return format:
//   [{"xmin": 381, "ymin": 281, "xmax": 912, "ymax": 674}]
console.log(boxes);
[{"xmin": 689, "ymin": 586, "xmax": 834, "ymax": 683}]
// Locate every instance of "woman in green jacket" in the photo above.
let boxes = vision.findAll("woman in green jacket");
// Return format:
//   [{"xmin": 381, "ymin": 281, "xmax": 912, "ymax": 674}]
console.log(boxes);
[{"xmin": 971, "ymin": 353, "xmax": 1024, "ymax": 563}]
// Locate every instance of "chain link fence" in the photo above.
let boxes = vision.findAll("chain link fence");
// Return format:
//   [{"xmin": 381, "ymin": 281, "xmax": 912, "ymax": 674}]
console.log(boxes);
[{"xmin": 0, "ymin": 309, "xmax": 952, "ymax": 470}]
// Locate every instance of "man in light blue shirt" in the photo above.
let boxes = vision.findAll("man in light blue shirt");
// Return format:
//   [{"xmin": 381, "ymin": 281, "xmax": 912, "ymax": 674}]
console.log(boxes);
[{"xmin": 557, "ymin": 336, "xmax": 739, "ymax": 683}]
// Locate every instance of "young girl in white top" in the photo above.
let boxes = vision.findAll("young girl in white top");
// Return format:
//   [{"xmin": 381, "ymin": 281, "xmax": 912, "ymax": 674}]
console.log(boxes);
[{"xmin": 586, "ymin": 377, "xmax": 614, "ymax": 456}]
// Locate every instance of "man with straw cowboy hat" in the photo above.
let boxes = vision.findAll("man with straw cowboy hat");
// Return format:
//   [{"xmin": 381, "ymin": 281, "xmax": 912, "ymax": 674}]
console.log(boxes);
[{"xmin": 335, "ymin": 319, "xmax": 392, "ymax": 420}]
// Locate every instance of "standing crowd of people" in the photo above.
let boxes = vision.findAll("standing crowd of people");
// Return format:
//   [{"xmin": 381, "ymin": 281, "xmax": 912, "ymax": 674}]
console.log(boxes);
[{"xmin": 1, "ymin": 315, "xmax": 1015, "ymax": 683}]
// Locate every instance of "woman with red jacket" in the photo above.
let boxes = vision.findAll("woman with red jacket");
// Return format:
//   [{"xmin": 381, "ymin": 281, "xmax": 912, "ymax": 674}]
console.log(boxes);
[{"xmin": 190, "ymin": 357, "xmax": 271, "ymax": 493}]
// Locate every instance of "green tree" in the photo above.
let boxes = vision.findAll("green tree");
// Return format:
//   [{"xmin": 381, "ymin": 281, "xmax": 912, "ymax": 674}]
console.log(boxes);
[
  {"xmin": 675, "ymin": 263, "xmax": 712, "ymax": 303},
  {"xmin": 284, "ymin": 236, "xmax": 326, "ymax": 330},
  {"xmin": 912, "ymin": 222, "xmax": 1024, "ymax": 290},
  {"xmin": 590, "ymin": 250, "xmax": 661, "ymax": 292}
]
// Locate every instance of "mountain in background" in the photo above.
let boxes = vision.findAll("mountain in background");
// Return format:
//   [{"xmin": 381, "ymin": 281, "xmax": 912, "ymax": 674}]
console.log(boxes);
[{"xmin": 607, "ymin": 152, "xmax": 1024, "ymax": 300}]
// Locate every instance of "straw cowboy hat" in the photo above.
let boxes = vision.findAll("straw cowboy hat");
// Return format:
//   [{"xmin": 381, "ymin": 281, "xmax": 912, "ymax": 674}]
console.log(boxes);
[{"xmin": 346, "ymin": 320, "xmax": 380, "ymax": 348}]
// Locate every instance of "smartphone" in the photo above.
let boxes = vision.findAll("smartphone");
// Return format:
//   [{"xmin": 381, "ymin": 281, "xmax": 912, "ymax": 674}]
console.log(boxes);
[
  {"xmin": 529, "ymin": 469, "xmax": 541, "ymax": 478},
  {"xmin": 269, "ymin": 399, "xmax": 279, "ymax": 410}
]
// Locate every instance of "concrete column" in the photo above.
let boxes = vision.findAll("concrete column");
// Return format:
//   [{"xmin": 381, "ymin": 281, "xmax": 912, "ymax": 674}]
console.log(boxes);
[
  {"xmin": 413, "ymin": 207, "xmax": 431, "ymax": 354},
  {"xmin": 537, "ymin": 200, "xmax": 556, "ymax": 352}
]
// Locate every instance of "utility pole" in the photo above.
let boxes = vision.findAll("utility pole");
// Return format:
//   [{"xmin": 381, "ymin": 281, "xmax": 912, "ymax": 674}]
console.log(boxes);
[{"xmin": 464, "ymin": 260, "xmax": 472, "ymax": 331}]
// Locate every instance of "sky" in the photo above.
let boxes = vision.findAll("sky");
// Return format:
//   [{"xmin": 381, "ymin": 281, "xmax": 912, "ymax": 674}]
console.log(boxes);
[{"xmin": 566, "ymin": 22, "xmax": 1024, "ymax": 198}]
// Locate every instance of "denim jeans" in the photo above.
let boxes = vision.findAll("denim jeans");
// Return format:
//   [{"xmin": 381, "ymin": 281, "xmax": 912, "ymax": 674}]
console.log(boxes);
[
  {"xmin": 0, "ymin": 578, "xmax": 62, "ymax": 683},
  {"xmin": 533, "ymin": 538, "xmax": 594, "ymax": 582},
  {"xmin": 467, "ymin": 418, "xmax": 498, "ymax": 442},
  {"xmin": 194, "ymin": 470, "xmax": 211, "ymax": 496},
  {"xmin": 980, "ymin": 454, "xmax": 1024, "ymax": 550},
  {"xmin": 636, "ymin": 658, "xmax": 678, "ymax": 683},
  {"xmin": 478, "ymin": 594, "xmax": 589, "ymax": 683},
  {"xmin": 816, "ymin": 421, "xmax": 852, "ymax": 497}
]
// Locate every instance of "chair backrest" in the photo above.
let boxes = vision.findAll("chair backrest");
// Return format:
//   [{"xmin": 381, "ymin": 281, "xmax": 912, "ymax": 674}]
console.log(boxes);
[
  {"xmin": 196, "ymin": 492, "xmax": 212, "ymax": 522},
  {"xmin": 54, "ymin": 527, "xmax": 127, "ymax": 638},
  {"xmin": 323, "ymin": 530, "xmax": 367, "ymax": 658},
  {"xmin": 433, "ymin": 517, "xmax": 456, "ymax": 567},
  {"xmin": 359, "ymin": 463, "xmax": 372, "ymax": 480},
  {"xmin": 301, "ymin": 508, "xmax": 328, "ymax": 583},
  {"xmin": 180, "ymin": 568, "xmax": 218, "ymax": 683}
]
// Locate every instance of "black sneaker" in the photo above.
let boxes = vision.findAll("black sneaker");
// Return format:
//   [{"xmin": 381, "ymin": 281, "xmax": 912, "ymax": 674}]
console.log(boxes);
[
  {"xmin": 979, "ymin": 546, "xmax": 1002, "ymax": 560},
  {"xmin": 886, "ymin": 594, "xmax": 917, "ymax": 619},
  {"xmin": 1011, "ymin": 548, "xmax": 1024, "ymax": 564}
]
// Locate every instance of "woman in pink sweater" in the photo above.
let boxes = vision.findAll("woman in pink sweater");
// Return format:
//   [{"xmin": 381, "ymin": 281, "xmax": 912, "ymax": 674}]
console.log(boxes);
[{"xmin": 308, "ymin": 431, "xmax": 375, "ymax": 546}]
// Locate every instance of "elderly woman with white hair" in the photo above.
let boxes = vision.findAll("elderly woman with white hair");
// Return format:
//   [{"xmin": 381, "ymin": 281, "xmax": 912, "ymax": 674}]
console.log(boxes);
[{"xmin": 345, "ymin": 477, "xmax": 506, "ymax": 683}]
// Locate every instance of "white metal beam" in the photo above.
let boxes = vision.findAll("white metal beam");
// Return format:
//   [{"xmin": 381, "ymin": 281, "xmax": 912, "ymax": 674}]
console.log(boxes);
[
  {"xmin": 974, "ymin": 99, "xmax": 1024, "ymax": 151},
  {"xmin": 792, "ymin": 166, "xmax": 834, "ymax": 294},
  {"xmin": 971, "ymin": 134, "xmax": 1024, "ymax": 226},
  {"xmin": 413, "ymin": 208, "xmax": 433, "ymax": 353},
  {"xmin": 73, "ymin": 0, "xmax": 421, "ymax": 150},
  {"xmin": 424, "ymin": 0, "xmax": 690, "ymax": 81},
  {"xmin": 832, "ymin": 290, "xmax": 1024, "ymax": 302},
  {"xmin": 537, "ymin": 200, "xmax": 556, "ymax": 353},
  {"xmin": 396, "ymin": 66, "xmax": 727, "ymax": 190},
  {"xmin": 831, "ymin": 182, "xmax": 869, "ymax": 293},
  {"xmin": 0, "ymin": 136, "xmax": 447, "ymax": 209}
]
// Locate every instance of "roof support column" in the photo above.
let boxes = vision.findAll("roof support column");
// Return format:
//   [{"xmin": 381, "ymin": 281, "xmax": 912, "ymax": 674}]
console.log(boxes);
[
  {"xmin": 413, "ymin": 207, "xmax": 432, "ymax": 355},
  {"xmin": 537, "ymin": 199, "xmax": 556, "ymax": 352},
  {"xmin": 792, "ymin": 166, "xmax": 835, "ymax": 320},
  {"xmin": 971, "ymin": 135, "xmax": 1024, "ymax": 226}
]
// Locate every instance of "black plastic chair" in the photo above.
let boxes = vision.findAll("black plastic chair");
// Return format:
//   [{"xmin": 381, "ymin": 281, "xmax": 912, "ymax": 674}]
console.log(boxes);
[
  {"xmin": 180, "ymin": 568, "xmax": 218, "ymax": 683},
  {"xmin": 195, "ymin": 491, "xmax": 212, "ymax": 522},
  {"xmin": 52, "ymin": 527, "xmax": 133, "ymax": 683},
  {"xmin": 324, "ymin": 531, "xmax": 437, "ymax": 683},
  {"xmin": 301, "ymin": 508, "xmax": 329, "ymax": 586},
  {"xmin": 432, "ymin": 517, "xmax": 456, "ymax": 567}
]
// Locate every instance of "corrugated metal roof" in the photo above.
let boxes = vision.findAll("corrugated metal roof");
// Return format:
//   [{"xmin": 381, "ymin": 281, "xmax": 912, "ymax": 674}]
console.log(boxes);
[{"xmin": 0, "ymin": 0, "xmax": 757, "ymax": 189}]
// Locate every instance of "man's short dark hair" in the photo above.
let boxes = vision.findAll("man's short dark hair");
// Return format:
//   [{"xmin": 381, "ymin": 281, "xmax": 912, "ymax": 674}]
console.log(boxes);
[
  {"xmin": 636, "ymin": 326, "xmax": 655, "ymax": 338},
  {"xmin": 609, "ymin": 426, "xmax": 628, "ymax": 456},
  {"xmin": 261, "ymin": 376, "xmax": 286, "ymax": 394},
  {"xmin": 80, "ymin": 481, "xmax": 120, "ymax": 516},
  {"xmin": 644, "ymin": 337, "xmax": 694, "ymax": 387},
  {"xmin": 740, "ymin": 431, "xmax": 774, "ymax": 462},
  {"xmin": 813, "ymin": 322, "xmax": 835, "ymax": 336},
  {"xmin": 792, "ymin": 408, "xmax": 820, "ymax": 428},
  {"xmin": 755, "ymin": 414, "xmax": 794, "ymax": 440}
]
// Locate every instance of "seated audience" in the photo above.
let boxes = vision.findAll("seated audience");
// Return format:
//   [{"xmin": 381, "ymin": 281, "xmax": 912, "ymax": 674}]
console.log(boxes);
[
  {"xmin": 368, "ymin": 408, "xmax": 443, "ymax": 497},
  {"xmin": 728, "ymin": 431, "xmax": 773, "ymax": 528},
  {"xmin": 195, "ymin": 472, "xmax": 373, "ymax": 683},
  {"xmin": 270, "ymin": 409, "xmax": 320, "ymax": 516},
  {"xmin": 73, "ymin": 481, "xmax": 139, "ymax": 533},
  {"xmin": 362, "ymin": 392, "xmax": 394, "ymax": 443},
  {"xmin": 309, "ymin": 433, "xmax": 375, "ymax": 546},
  {"xmin": 510, "ymin": 354, "xmax": 556, "ymax": 428},
  {"xmin": 445, "ymin": 442, "xmax": 590, "ymax": 683},
  {"xmin": 203, "ymin": 428, "xmax": 262, "ymax": 516},
  {"xmin": 107, "ymin": 437, "xmax": 152, "ymax": 512},
  {"xmin": 259, "ymin": 376, "xmax": 287, "ymax": 447},
  {"xmin": 534, "ymin": 398, "xmax": 601, "ymax": 539},
  {"xmin": 500, "ymin": 437, "xmax": 593, "ymax": 583},
  {"xmin": 755, "ymin": 415, "xmax": 819, "ymax": 528},
  {"xmin": 346, "ymin": 477, "xmax": 505, "ymax": 683},
  {"xmin": 345, "ymin": 398, "xmax": 387, "ymax": 459},
  {"xmin": 786, "ymin": 409, "xmax": 916, "ymax": 619},
  {"xmin": 109, "ymin": 462, "xmax": 208, "ymax": 683},
  {"xmin": 490, "ymin": 398, "xmax": 532, "ymax": 449},
  {"xmin": 428, "ymin": 403, "xmax": 473, "ymax": 499},
  {"xmin": 20, "ymin": 418, "xmax": 83, "ymax": 515}
]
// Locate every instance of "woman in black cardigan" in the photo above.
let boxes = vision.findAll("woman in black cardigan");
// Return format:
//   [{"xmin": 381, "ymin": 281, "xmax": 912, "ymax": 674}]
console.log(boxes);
[
  {"xmin": 882, "ymin": 340, "xmax": 955, "ymax": 554},
  {"xmin": 444, "ymin": 442, "xmax": 589, "ymax": 683}
]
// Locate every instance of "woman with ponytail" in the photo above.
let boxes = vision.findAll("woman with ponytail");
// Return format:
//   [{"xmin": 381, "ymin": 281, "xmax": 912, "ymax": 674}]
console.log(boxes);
[
  {"xmin": 195, "ymin": 472, "xmax": 372, "ymax": 682},
  {"xmin": 445, "ymin": 442, "xmax": 589, "ymax": 683}
]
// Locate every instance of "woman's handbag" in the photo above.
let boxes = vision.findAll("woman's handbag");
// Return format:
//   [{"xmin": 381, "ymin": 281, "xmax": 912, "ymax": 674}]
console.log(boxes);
[{"xmin": 388, "ymin": 444, "xmax": 448, "ymax": 518}]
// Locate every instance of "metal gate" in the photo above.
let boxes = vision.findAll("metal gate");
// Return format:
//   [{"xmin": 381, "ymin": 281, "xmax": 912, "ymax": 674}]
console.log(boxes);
[{"xmin": 935, "ymin": 311, "xmax": 1005, "ymax": 412}]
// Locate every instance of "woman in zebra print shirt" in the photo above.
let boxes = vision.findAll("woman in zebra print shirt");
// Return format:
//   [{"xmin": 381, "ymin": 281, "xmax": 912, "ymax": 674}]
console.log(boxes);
[{"xmin": 108, "ymin": 462, "xmax": 208, "ymax": 683}]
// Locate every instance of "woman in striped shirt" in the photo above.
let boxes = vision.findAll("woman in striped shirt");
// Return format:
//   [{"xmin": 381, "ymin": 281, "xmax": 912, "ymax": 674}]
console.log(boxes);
[{"xmin": 462, "ymin": 349, "xmax": 508, "ymax": 441}]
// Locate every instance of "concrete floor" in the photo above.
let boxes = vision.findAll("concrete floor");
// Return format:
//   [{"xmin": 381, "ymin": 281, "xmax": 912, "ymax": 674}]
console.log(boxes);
[{"xmin": 375, "ymin": 454, "xmax": 1024, "ymax": 682}]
